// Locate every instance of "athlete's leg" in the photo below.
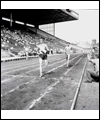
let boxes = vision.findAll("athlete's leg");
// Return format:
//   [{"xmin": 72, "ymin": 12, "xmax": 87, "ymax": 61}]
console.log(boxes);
[
  {"xmin": 45, "ymin": 59, "xmax": 48, "ymax": 66},
  {"xmin": 39, "ymin": 57, "xmax": 43, "ymax": 77},
  {"xmin": 44, "ymin": 55, "xmax": 48, "ymax": 66},
  {"xmin": 65, "ymin": 52, "xmax": 68, "ymax": 60}
]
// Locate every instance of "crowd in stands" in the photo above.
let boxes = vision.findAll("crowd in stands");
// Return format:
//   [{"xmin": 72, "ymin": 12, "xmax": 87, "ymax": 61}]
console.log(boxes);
[
  {"xmin": 1, "ymin": 25, "xmax": 41, "ymax": 57},
  {"xmin": 1, "ymin": 24, "xmax": 65, "ymax": 58}
]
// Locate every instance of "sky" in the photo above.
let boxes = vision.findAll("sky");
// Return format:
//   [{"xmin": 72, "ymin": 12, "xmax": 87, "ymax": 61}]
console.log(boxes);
[{"xmin": 55, "ymin": 9, "xmax": 99, "ymax": 44}]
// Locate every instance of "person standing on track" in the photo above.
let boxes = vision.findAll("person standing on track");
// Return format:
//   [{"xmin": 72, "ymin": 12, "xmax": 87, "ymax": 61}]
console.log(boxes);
[
  {"xmin": 24, "ymin": 41, "xmax": 30, "ymax": 60},
  {"xmin": 65, "ymin": 43, "xmax": 71, "ymax": 67},
  {"xmin": 36, "ymin": 38, "xmax": 49, "ymax": 77}
]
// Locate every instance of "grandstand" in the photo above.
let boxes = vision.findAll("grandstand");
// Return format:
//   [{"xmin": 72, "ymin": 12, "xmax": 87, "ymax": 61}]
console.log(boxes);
[
  {"xmin": 1, "ymin": 9, "xmax": 79, "ymax": 59},
  {"xmin": 1, "ymin": 23, "xmax": 38, "ymax": 57}
]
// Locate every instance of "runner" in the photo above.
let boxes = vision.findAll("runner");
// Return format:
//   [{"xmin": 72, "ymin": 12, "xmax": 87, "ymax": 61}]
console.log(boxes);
[
  {"xmin": 65, "ymin": 43, "xmax": 71, "ymax": 67},
  {"xmin": 36, "ymin": 38, "xmax": 49, "ymax": 77}
]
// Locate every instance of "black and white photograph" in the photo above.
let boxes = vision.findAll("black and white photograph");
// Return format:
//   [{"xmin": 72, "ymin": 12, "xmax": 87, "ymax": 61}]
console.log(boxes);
[{"xmin": 1, "ymin": 1, "xmax": 99, "ymax": 119}]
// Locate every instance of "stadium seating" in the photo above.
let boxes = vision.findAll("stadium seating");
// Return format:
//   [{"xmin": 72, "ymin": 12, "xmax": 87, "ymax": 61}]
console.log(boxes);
[
  {"xmin": 1, "ymin": 23, "xmax": 65, "ymax": 59},
  {"xmin": 1, "ymin": 25, "xmax": 39, "ymax": 58}
]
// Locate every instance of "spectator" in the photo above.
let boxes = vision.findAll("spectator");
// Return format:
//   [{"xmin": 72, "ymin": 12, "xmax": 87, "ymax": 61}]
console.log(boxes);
[
  {"xmin": 90, "ymin": 47, "xmax": 95, "ymax": 59},
  {"xmin": 24, "ymin": 41, "xmax": 30, "ymax": 60},
  {"xmin": 85, "ymin": 52, "xmax": 99, "ymax": 83},
  {"xmin": 51, "ymin": 49, "xmax": 53, "ymax": 54}
]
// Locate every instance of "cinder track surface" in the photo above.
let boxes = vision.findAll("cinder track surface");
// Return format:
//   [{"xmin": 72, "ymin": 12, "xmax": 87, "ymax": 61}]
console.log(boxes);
[{"xmin": 1, "ymin": 53, "xmax": 91, "ymax": 110}]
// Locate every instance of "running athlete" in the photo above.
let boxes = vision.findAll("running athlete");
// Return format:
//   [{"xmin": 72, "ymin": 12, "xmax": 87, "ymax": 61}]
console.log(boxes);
[
  {"xmin": 36, "ymin": 38, "xmax": 49, "ymax": 77},
  {"xmin": 65, "ymin": 43, "xmax": 71, "ymax": 67}
]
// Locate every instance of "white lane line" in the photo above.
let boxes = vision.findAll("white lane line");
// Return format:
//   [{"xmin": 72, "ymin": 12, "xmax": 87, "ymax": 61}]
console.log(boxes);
[
  {"xmin": 1, "ymin": 75, "xmax": 37, "ymax": 84},
  {"xmin": 1, "ymin": 78, "xmax": 13, "ymax": 84},
  {"xmin": 1, "ymin": 56, "xmax": 45, "ymax": 70},
  {"xmin": 24, "ymin": 57, "xmax": 66, "ymax": 73},
  {"xmin": 64, "ymin": 55, "xmax": 84, "ymax": 75},
  {"xmin": 70, "ymin": 58, "xmax": 87, "ymax": 110},
  {"xmin": 1, "ymin": 56, "xmax": 66, "ymax": 84},
  {"xmin": 1, "ymin": 77, "xmax": 57, "ymax": 98},
  {"xmin": 24, "ymin": 55, "xmax": 83, "ymax": 110},
  {"xmin": 2, "ymin": 74, "xmax": 35, "ymax": 78},
  {"xmin": 1, "ymin": 74, "xmax": 25, "ymax": 84},
  {"xmin": 24, "ymin": 78, "xmax": 59, "ymax": 110},
  {"xmin": 1, "ymin": 60, "xmax": 38, "ymax": 71},
  {"xmin": 1, "ymin": 55, "xmax": 82, "ymax": 98},
  {"xmin": 1, "ymin": 59, "xmax": 38, "ymax": 70},
  {"xmin": 1, "ymin": 77, "xmax": 36, "ymax": 98},
  {"xmin": 46, "ymin": 54, "xmax": 82, "ymax": 74},
  {"xmin": 1, "ymin": 64, "xmax": 39, "ymax": 76},
  {"xmin": 26, "ymin": 55, "xmax": 81, "ymax": 74},
  {"xmin": 1, "ymin": 57, "xmax": 65, "ymax": 76},
  {"xmin": 1, "ymin": 55, "xmax": 81, "ymax": 84},
  {"xmin": 1, "ymin": 54, "xmax": 61, "ymax": 68},
  {"xmin": 1, "ymin": 74, "xmax": 15, "ymax": 77},
  {"xmin": 1, "ymin": 55, "xmax": 64, "ymax": 70},
  {"xmin": 26, "ymin": 60, "xmax": 65, "ymax": 74}
]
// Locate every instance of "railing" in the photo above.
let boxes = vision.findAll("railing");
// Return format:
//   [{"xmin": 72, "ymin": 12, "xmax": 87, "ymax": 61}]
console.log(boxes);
[{"xmin": 1, "ymin": 56, "xmax": 38, "ymax": 62}]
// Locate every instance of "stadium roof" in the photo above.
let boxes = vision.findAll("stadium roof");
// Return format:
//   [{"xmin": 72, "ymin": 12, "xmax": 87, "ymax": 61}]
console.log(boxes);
[{"xmin": 2, "ymin": 9, "xmax": 79, "ymax": 25}]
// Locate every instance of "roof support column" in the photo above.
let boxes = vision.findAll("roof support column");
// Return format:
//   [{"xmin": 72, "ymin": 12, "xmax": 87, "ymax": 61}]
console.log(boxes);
[
  {"xmin": 10, "ymin": 13, "xmax": 13, "ymax": 27},
  {"xmin": 35, "ymin": 24, "xmax": 39, "ymax": 29},
  {"xmin": 54, "ymin": 23, "xmax": 55, "ymax": 36},
  {"xmin": 35, "ymin": 24, "xmax": 39, "ymax": 34},
  {"xmin": 24, "ymin": 22, "xmax": 26, "ymax": 26}
]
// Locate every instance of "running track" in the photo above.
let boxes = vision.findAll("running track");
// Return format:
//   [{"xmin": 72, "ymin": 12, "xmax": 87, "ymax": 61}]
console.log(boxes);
[{"xmin": 1, "ymin": 53, "xmax": 86, "ymax": 110}]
